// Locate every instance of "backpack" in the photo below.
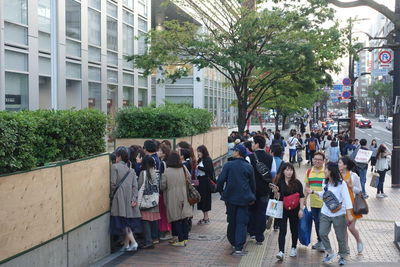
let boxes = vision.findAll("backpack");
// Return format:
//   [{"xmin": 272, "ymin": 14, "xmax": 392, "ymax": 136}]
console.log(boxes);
[
  {"xmin": 322, "ymin": 184, "xmax": 342, "ymax": 213},
  {"xmin": 308, "ymin": 139, "xmax": 316, "ymax": 151},
  {"xmin": 253, "ymin": 152, "xmax": 272, "ymax": 182},
  {"xmin": 329, "ymin": 147, "xmax": 339, "ymax": 163}
]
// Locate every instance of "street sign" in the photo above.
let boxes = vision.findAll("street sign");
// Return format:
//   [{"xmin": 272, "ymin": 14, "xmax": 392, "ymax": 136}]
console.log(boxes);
[
  {"xmin": 343, "ymin": 86, "xmax": 351, "ymax": 90},
  {"xmin": 371, "ymin": 69, "xmax": 389, "ymax": 77},
  {"xmin": 342, "ymin": 91, "xmax": 351, "ymax": 99},
  {"xmin": 333, "ymin": 84, "xmax": 343, "ymax": 91},
  {"xmin": 378, "ymin": 50, "xmax": 392, "ymax": 64},
  {"xmin": 342, "ymin": 78, "xmax": 351, "ymax": 86}
]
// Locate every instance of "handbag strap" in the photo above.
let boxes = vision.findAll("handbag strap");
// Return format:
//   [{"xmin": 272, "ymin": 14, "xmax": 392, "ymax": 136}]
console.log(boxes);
[{"xmin": 111, "ymin": 169, "xmax": 131, "ymax": 200}]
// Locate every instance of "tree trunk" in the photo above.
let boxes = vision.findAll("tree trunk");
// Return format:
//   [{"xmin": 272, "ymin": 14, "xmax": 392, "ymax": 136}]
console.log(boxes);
[
  {"xmin": 237, "ymin": 100, "xmax": 247, "ymax": 135},
  {"xmin": 282, "ymin": 115, "xmax": 287, "ymax": 130},
  {"xmin": 274, "ymin": 112, "xmax": 280, "ymax": 132}
]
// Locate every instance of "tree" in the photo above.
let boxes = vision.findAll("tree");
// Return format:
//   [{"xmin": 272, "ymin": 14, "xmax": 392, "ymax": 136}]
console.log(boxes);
[
  {"xmin": 129, "ymin": 0, "xmax": 343, "ymax": 134},
  {"xmin": 369, "ymin": 82, "xmax": 393, "ymax": 116}
]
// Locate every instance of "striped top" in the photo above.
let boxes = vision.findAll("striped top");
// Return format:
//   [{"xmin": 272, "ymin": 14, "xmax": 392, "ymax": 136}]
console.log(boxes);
[{"xmin": 304, "ymin": 167, "xmax": 325, "ymax": 208}]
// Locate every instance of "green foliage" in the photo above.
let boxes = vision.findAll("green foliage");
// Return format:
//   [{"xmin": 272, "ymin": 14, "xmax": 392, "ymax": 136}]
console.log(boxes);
[
  {"xmin": 0, "ymin": 109, "xmax": 107, "ymax": 175},
  {"xmin": 115, "ymin": 104, "xmax": 213, "ymax": 138}
]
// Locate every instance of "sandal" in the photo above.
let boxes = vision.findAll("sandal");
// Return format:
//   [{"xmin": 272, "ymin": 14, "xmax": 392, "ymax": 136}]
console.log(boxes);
[{"xmin": 198, "ymin": 219, "xmax": 210, "ymax": 225}]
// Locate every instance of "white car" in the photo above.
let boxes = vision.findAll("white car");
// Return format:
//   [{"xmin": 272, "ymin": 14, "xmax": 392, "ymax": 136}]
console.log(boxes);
[
  {"xmin": 386, "ymin": 117, "xmax": 393, "ymax": 130},
  {"xmin": 329, "ymin": 124, "xmax": 339, "ymax": 133}
]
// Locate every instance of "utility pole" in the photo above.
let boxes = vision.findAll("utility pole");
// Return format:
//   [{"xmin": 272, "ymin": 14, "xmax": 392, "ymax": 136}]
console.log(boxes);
[
  {"xmin": 392, "ymin": 0, "xmax": 400, "ymax": 187},
  {"xmin": 347, "ymin": 19, "xmax": 356, "ymax": 140}
]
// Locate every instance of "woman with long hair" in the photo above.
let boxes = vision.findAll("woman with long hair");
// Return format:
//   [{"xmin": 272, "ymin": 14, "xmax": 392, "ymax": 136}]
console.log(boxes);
[
  {"xmin": 369, "ymin": 139, "xmax": 378, "ymax": 172},
  {"xmin": 338, "ymin": 156, "xmax": 364, "ymax": 254},
  {"xmin": 375, "ymin": 144, "xmax": 392, "ymax": 198},
  {"xmin": 196, "ymin": 145, "xmax": 215, "ymax": 224},
  {"xmin": 110, "ymin": 147, "xmax": 141, "ymax": 252},
  {"xmin": 271, "ymin": 163, "xmax": 305, "ymax": 261},
  {"xmin": 160, "ymin": 152, "xmax": 192, "ymax": 247},
  {"xmin": 307, "ymin": 162, "xmax": 354, "ymax": 266},
  {"xmin": 138, "ymin": 155, "xmax": 161, "ymax": 249}
]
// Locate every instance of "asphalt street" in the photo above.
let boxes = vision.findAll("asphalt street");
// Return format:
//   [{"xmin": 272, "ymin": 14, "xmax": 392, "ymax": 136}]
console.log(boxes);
[{"xmin": 355, "ymin": 117, "xmax": 393, "ymax": 150}]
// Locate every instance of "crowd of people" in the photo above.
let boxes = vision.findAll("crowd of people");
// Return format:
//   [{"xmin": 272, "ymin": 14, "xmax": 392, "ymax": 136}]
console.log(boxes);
[
  {"xmin": 221, "ymin": 124, "xmax": 391, "ymax": 265},
  {"xmin": 109, "ymin": 140, "xmax": 216, "ymax": 251},
  {"xmin": 108, "ymin": 122, "xmax": 391, "ymax": 266}
]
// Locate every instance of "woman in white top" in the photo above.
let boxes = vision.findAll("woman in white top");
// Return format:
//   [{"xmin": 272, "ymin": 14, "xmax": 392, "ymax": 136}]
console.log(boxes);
[
  {"xmin": 287, "ymin": 132, "xmax": 300, "ymax": 164},
  {"xmin": 306, "ymin": 162, "xmax": 353, "ymax": 266},
  {"xmin": 338, "ymin": 157, "xmax": 363, "ymax": 254},
  {"xmin": 375, "ymin": 144, "xmax": 392, "ymax": 198}
]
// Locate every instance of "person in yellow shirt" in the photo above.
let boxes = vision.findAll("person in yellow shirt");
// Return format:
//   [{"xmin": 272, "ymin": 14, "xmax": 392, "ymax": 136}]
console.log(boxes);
[{"xmin": 304, "ymin": 151, "xmax": 326, "ymax": 251}]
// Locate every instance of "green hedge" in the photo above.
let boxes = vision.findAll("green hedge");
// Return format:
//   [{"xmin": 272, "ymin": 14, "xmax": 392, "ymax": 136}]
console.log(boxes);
[
  {"xmin": 0, "ymin": 109, "xmax": 107, "ymax": 175},
  {"xmin": 115, "ymin": 104, "xmax": 213, "ymax": 138}
]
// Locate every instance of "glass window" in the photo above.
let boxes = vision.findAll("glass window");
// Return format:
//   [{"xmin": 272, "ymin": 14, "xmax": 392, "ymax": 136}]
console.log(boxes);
[
  {"xmin": 88, "ymin": 9, "xmax": 101, "ymax": 46},
  {"xmin": 88, "ymin": 67, "xmax": 101, "ymax": 81},
  {"xmin": 107, "ymin": 17, "xmax": 118, "ymax": 51},
  {"xmin": 66, "ymin": 62, "xmax": 82, "ymax": 79},
  {"xmin": 89, "ymin": 0, "xmax": 101, "ymax": 10},
  {"xmin": 138, "ymin": 89, "xmax": 148, "ymax": 106},
  {"xmin": 107, "ymin": 1, "xmax": 117, "ymax": 18},
  {"xmin": 123, "ymin": 73, "xmax": 134, "ymax": 85},
  {"xmin": 39, "ymin": 57, "xmax": 51, "ymax": 76},
  {"xmin": 107, "ymin": 84, "xmax": 117, "ymax": 115},
  {"xmin": 138, "ymin": 75, "xmax": 148, "ymax": 87},
  {"xmin": 4, "ymin": 22, "xmax": 28, "ymax": 45},
  {"xmin": 5, "ymin": 72, "xmax": 29, "ymax": 111},
  {"xmin": 4, "ymin": 0, "xmax": 27, "ymax": 24},
  {"xmin": 107, "ymin": 51, "xmax": 118, "ymax": 66},
  {"xmin": 138, "ymin": 32, "xmax": 147, "ymax": 55},
  {"xmin": 66, "ymin": 80, "xmax": 82, "ymax": 109},
  {"xmin": 89, "ymin": 82, "xmax": 101, "ymax": 110},
  {"xmin": 123, "ymin": 57, "xmax": 133, "ymax": 69},
  {"xmin": 107, "ymin": 70, "xmax": 118, "ymax": 83},
  {"xmin": 123, "ymin": 87, "xmax": 134, "ymax": 106},
  {"xmin": 123, "ymin": 0, "xmax": 134, "ymax": 10},
  {"xmin": 39, "ymin": 32, "xmax": 51, "ymax": 51},
  {"xmin": 138, "ymin": 18, "xmax": 148, "ymax": 32},
  {"xmin": 88, "ymin": 46, "xmax": 101, "ymax": 62},
  {"xmin": 66, "ymin": 0, "xmax": 81, "ymax": 40},
  {"xmin": 123, "ymin": 25, "xmax": 134, "ymax": 55},
  {"xmin": 5, "ymin": 50, "xmax": 28, "ymax": 72},
  {"xmin": 123, "ymin": 10, "xmax": 134, "ymax": 26},
  {"xmin": 38, "ymin": 0, "xmax": 51, "ymax": 32},
  {"xmin": 66, "ymin": 39, "xmax": 81, "ymax": 57},
  {"xmin": 39, "ymin": 76, "xmax": 51, "ymax": 109},
  {"xmin": 138, "ymin": 1, "xmax": 147, "ymax": 17}
]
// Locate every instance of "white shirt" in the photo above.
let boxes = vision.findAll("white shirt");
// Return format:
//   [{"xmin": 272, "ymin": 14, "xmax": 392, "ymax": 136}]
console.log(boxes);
[
  {"xmin": 317, "ymin": 181, "xmax": 353, "ymax": 217},
  {"xmin": 287, "ymin": 137, "xmax": 298, "ymax": 149}
]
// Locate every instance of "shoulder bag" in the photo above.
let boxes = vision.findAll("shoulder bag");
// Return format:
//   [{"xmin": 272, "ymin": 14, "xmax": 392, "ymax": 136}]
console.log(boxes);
[
  {"xmin": 322, "ymin": 185, "xmax": 342, "ymax": 213},
  {"xmin": 183, "ymin": 167, "xmax": 201, "ymax": 205},
  {"xmin": 139, "ymin": 171, "xmax": 159, "ymax": 210},
  {"xmin": 253, "ymin": 152, "xmax": 271, "ymax": 182}
]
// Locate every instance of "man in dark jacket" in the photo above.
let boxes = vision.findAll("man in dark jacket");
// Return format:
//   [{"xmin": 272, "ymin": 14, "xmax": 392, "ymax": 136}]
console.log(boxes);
[
  {"xmin": 217, "ymin": 144, "xmax": 256, "ymax": 256},
  {"xmin": 248, "ymin": 135, "xmax": 276, "ymax": 244}
]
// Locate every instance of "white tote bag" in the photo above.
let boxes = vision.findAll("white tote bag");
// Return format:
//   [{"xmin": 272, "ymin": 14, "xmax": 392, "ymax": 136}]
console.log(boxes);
[
  {"xmin": 354, "ymin": 149, "xmax": 373, "ymax": 164},
  {"xmin": 266, "ymin": 199, "xmax": 283, "ymax": 219}
]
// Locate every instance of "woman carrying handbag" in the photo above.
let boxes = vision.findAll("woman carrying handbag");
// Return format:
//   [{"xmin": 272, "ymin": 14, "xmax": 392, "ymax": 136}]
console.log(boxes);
[
  {"xmin": 338, "ymin": 157, "xmax": 364, "ymax": 255},
  {"xmin": 375, "ymin": 144, "xmax": 392, "ymax": 198}
]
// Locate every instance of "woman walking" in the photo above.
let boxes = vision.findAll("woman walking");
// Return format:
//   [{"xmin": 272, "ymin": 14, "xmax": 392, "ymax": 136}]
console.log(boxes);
[
  {"xmin": 306, "ymin": 162, "xmax": 354, "ymax": 266},
  {"xmin": 110, "ymin": 147, "xmax": 141, "ymax": 252},
  {"xmin": 369, "ymin": 139, "xmax": 378, "ymax": 172},
  {"xmin": 161, "ymin": 152, "xmax": 193, "ymax": 247},
  {"xmin": 138, "ymin": 156, "xmax": 161, "ymax": 249},
  {"xmin": 338, "ymin": 157, "xmax": 364, "ymax": 254},
  {"xmin": 327, "ymin": 139, "xmax": 341, "ymax": 163},
  {"xmin": 375, "ymin": 144, "xmax": 392, "ymax": 198},
  {"xmin": 196, "ymin": 145, "xmax": 215, "ymax": 225},
  {"xmin": 271, "ymin": 163, "xmax": 305, "ymax": 260}
]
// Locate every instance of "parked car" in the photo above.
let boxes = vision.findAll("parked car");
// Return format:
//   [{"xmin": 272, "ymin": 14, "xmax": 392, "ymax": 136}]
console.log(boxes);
[
  {"xmin": 328, "ymin": 124, "xmax": 339, "ymax": 134},
  {"xmin": 357, "ymin": 118, "xmax": 372, "ymax": 128},
  {"xmin": 379, "ymin": 115, "xmax": 387, "ymax": 122},
  {"xmin": 386, "ymin": 117, "xmax": 393, "ymax": 130},
  {"xmin": 355, "ymin": 114, "xmax": 363, "ymax": 122}
]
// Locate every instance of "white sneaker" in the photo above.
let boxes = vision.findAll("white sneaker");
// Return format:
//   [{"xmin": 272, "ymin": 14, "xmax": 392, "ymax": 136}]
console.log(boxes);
[
  {"xmin": 126, "ymin": 242, "xmax": 138, "ymax": 251},
  {"xmin": 357, "ymin": 242, "xmax": 364, "ymax": 254},
  {"xmin": 276, "ymin": 251, "xmax": 284, "ymax": 261},
  {"xmin": 376, "ymin": 194, "xmax": 384, "ymax": 198},
  {"xmin": 382, "ymin": 193, "xmax": 388, "ymax": 197},
  {"xmin": 289, "ymin": 248, "xmax": 297, "ymax": 257}
]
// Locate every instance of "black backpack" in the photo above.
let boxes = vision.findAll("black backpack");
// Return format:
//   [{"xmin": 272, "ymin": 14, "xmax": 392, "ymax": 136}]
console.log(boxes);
[{"xmin": 253, "ymin": 152, "xmax": 272, "ymax": 182}]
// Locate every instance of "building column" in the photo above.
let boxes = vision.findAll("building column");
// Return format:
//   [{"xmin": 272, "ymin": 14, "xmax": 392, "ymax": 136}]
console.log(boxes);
[
  {"xmin": 193, "ymin": 67, "xmax": 204, "ymax": 108},
  {"xmin": 100, "ymin": 0, "xmax": 108, "ymax": 112},
  {"xmin": 0, "ymin": 0, "xmax": 4, "ymax": 110},
  {"xmin": 155, "ymin": 4, "xmax": 166, "ymax": 106},
  {"xmin": 28, "ymin": 0, "xmax": 40, "ymax": 110},
  {"xmin": 81, "ymin": 0, "xmax": 89, "ymax": 108},
  {"xmin": 56, "ymin": 0, "xmax": 67, "ymax": 109}
]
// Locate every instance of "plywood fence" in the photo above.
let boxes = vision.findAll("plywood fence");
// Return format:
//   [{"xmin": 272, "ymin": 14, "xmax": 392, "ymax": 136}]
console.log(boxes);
[
  {"xmin": 0, "ymin": 154, "xmax": 110, "ymax": 263},
  {"xmin": 115, "ymin": 127, "xmax": 228, "ymax": 159}
]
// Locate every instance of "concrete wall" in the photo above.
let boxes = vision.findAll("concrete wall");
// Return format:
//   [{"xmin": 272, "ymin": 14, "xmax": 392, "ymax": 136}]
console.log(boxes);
[{"xmin": 2, "ymin": 213, "xmax": 110, "ymax": 267}]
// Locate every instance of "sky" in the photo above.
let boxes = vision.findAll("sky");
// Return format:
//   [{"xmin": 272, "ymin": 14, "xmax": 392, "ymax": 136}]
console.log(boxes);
[{"xmin": 329, "ymin": 0, "xmax": 395, "ymax": 82}]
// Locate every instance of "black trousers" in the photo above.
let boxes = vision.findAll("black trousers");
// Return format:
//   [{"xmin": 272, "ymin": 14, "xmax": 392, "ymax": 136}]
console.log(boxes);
[
  {"xmin": 377, "ymin": 170, "xmax": 387, "ymax": 194},
  {"xmin": 171, "ymin": 219, "xmax": 189, "ymax": 242},
  {"xmin": 278, "ymin": 209, "xmax": 299, "ymax": 252},
  {"xmin": 142, "ymin": 220, "xmax": 159, "ymax": 245}
]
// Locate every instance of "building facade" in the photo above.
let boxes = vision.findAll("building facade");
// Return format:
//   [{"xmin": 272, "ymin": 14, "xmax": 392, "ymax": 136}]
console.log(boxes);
[{"xmin": 0, "ymin": 0, "xmax": 151, "ymax": 114}]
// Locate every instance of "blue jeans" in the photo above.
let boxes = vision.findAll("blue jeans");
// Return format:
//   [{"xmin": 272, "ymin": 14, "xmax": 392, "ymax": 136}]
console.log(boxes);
[
  {"xmin": 226, "ymin": 202, "xmax": 249, "ymax": 251},
  {"xmin": 289, "ymin": 149, "xmax": 297, "ymax": 163},
  {"xmin": 248, "ymin": 196, "xmax": 269, "ymax": 242},
  {"xmin": 311, "ymin": 207, "xmax": 321, "ymax": 242},
  {"xmin": 357, "ymin": 167, "xmax": 367, "ymax": 195}
]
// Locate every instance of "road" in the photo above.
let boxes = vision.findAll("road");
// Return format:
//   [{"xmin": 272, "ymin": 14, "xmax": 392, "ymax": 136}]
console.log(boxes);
[{"xmin": 355, "ymin": 118, "xmax": 392, "ymax": 150}]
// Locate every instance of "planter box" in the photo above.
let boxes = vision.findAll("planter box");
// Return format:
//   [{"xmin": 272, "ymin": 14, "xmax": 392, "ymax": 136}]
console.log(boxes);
[
  {"xmin": 0, "ymin": 154, "xmax": 110, "ymax": 266},
  {"xmin": 115, "ymin": 127, "xmax": 228, "ymax": 160}
]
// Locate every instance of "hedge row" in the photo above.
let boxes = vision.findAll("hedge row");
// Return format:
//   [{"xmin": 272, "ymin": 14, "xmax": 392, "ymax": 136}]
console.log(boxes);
[
  {"xmin": 0, "ymin": 109, "xmax": 107, "ymax": 175},
  {"xmin": 115, "ymin": 104, "xmax": 213, "ymax": 138}
]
